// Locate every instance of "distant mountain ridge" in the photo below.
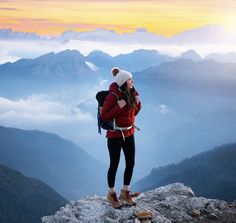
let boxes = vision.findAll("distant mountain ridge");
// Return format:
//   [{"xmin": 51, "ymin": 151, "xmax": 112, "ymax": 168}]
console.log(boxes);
[
  {"xmin": 0, "ymin": 49, "xmax": 176, "ymax": 97},
  {"xmin": 0, "ymin": 50, "xmax": 96, "ymax": 80},
  {"xmin": 0, "ymin": 28, "xmax": 44, "ymax": 40},
  {"xmin": 0, "ymin": 49, "xmax": 174, "ymax": 75},
  {"xmin": 0, "ymin": 126, "xmax": 107, "ymax": 200},
  {"xmin": 136, "ymin": 58, "xmax": 236, "ymax": 87},
  {"xmin": 1, "ymin": 48, "xmax": 236, "ymax": 78},
  {"xmin": 86, "ymin": 49, "xmax": 174, "ymax": 72},
  {"xmin": 205, "ymin": 52, "xmax": 236, "ymax": 63},
  {"xmin": 133, "ymin": 143, "xmax": 236, "ymax": 202},
  {"xmin": 1, "ymin": 25, "xmax": 234, "ymax": 45},
  {"xmin": 180, "ymin": 50, "xmax": 202, "ymax": 62},
  {"xmin": 2, "ymin": 48, "xmax": 236, "ymax": 86},
  {"xmin": 0, "ymin": 164, "xmax": 67, "ymax": 223}
]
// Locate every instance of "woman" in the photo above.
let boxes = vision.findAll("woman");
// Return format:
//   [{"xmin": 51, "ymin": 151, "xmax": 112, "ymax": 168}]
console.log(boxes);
[{"xmin": 101, "ymin": 67, "xmax": 141, "ymax": 209}]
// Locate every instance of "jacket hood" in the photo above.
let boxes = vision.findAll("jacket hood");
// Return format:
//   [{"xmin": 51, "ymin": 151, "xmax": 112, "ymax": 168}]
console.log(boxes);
[{"xmin": 109, "ymin": 82, "xmax": 119, "ymax": 92}]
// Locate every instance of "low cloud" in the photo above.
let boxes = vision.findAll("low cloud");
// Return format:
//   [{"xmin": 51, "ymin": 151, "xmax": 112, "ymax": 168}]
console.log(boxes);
[
  {"xmin": 159, "ymin": 104, "xmax": 170, "ymax": 114},
  {"xmin": 99, "ymin": 79, "xmax": 109, "ymax": 89},
  {"xmin": 153, "ymin": 104, "xmax": 170, "ymax": 115},
  {"xmin": 151, "ymin": 104, "xmax": 170, "ymax": 115},
  {"xmin": 1, "ymin": 25, "xmax": 236, "ymax": 64},
  {"xmin": 0, "ymin": 54, "xmax": 19, "ymax": 64},
  {"xmin": 1, "ymin": 38, "xmax": 236, "ymax": 65},
  {"xmin": 0, "ymin": 93, "xmax": 106, "ymax": 157},
  {"xmin": 0, "ymin": 95, "xmax": 94, "ymax": 126}
]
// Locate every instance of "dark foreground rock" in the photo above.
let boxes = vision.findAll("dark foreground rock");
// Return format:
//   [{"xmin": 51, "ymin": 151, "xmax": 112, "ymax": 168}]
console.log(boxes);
[{"xmin": 42, "ymin": 183, "xmax": 236, "ymax": 223}]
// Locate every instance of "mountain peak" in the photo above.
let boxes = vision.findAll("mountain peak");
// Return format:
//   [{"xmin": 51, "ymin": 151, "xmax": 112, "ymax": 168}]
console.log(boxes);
[
  {"xmin": 87, "ymin": 50, "xmax": 112, "ymax": 59},
  {"xmin": 180, "ymin": 50, "xmax": 202, "ymax": 61},
  {"xmin": 131, "ymin": 49, "xmax": 160, "ymax": 55},
  {"xmin": 42, "ymin": 183, "xmax": 236, "ymax": 223},
  {"xmin": 57, "ymin": 49, "xmax": 84, "ymax": 57}
]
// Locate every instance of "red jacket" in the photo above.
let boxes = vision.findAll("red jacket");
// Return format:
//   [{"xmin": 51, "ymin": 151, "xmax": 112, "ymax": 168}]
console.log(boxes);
[{"xmin": 101, "ymin": 82, "xmax": 141, "ymax": 138}]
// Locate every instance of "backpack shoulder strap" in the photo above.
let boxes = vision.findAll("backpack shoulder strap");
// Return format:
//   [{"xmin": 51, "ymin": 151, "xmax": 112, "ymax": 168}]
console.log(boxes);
[{"xmin": 110, "ymin": 92, "xmax": 119, "ymax": 101}]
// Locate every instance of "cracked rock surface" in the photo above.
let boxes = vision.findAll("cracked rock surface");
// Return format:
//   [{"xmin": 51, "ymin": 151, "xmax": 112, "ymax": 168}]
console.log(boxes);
[{"xmin": 42, "ymin": 183, "xmax": 236, "ymax": 223}]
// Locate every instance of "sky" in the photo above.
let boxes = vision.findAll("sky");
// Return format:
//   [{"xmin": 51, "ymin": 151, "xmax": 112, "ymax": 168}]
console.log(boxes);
[{"xmin": 1, "ymin": 0, "xmax": 236, "ymax": 36}]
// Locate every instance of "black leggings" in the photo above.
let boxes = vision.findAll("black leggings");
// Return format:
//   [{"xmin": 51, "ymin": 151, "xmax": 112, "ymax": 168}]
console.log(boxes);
[{"xmin": 107, "ymin": 135, "xmax": 135, "ymax": 188}]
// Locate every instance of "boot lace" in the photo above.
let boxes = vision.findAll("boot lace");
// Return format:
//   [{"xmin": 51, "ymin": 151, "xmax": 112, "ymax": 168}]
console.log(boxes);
[{"xmin": 126, "ymin": 191, "xmax": 133, "ymax": 201}]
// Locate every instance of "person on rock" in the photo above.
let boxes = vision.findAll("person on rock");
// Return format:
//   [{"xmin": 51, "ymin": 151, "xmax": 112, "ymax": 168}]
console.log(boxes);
[{"xmin": 101, "ymin": 67, "xmax": 141, "ymax": 209}]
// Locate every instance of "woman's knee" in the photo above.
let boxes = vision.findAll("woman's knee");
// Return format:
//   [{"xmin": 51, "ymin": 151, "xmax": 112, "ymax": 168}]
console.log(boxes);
[
  {"xmin": 109, "ymin": 160, "xmax": 120, "ymax": 170},
  {"xmin": 126, "ymin": 160, "xmax": 135, "ymax": 170}
]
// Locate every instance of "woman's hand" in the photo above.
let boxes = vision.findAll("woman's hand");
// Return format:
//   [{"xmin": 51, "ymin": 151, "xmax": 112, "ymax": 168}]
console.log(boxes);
[
  {"xmin": 117, "ymin": 99, "xmax": 126, "ymax": 108},
  {"xmin": 135, "ymin": 96, "xmax": 140, "ymax": 105}
]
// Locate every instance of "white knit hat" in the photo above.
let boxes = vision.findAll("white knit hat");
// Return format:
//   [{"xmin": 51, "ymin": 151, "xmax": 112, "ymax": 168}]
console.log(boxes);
[{"xmin": 111, "ymin": 67, "xmax": 132, "ymax": 87}]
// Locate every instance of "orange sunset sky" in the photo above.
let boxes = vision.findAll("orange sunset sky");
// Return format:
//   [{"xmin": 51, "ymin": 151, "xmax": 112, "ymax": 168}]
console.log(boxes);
[{"xmin": 0, "ymin": 0, "xmax": 236, "ymax": 36}]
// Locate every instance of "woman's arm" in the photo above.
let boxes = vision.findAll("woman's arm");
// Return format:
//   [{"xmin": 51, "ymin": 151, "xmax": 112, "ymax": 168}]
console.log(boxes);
[
  {"xmin": 135, "ymin": 97, "xmax": 141, "ymax": 116},
  {"xmin": 101, "ymin": 94, "xmax": 122, "ymax": 121}
]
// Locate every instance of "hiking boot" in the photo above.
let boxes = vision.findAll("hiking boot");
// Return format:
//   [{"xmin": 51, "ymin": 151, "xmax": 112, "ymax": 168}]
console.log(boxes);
[
  {"xmin": 107, "ymin": 191, "xmax": 121, "ymax": 209},
  {"xmin": 119, "ymin": 189, "xmax": 137, "ymax": 206},
  {"xmin": 131, "ymin": 191, "xmax": 141, "ymax": 198}
]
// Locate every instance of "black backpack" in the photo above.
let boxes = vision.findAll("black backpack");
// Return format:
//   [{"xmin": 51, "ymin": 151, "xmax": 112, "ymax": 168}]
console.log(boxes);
[{"xmin": 95, "ymin": 91, "xmax": 119, "ymax": 134}]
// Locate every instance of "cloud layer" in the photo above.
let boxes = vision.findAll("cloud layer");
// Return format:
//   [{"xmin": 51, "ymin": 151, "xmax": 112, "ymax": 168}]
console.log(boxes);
[
  {"xmin": 1, "ymin": 38, "xmax": 236, "ymax": 65},
  {"xmin": 0, "ymin": 95, "xmax": 94, "ymax": 127}
]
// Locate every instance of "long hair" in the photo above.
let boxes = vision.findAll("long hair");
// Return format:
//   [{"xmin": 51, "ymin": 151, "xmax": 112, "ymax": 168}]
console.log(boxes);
[{"xmin": 120, "ymin": 82, "xmax": 137, "ymax": 109}]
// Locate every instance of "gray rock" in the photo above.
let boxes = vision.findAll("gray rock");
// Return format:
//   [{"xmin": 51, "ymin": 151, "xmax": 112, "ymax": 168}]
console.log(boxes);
[
  {"xmin": 208, "ymin": 213, "xmax": 218, "ymax": 220},
  {"xmin": 191, "ymin": 210, "xmax": 201, "ymax": 217},
  {"xmin": 42, "ymin": 183, "xmax": 236, "ymax": 223}
]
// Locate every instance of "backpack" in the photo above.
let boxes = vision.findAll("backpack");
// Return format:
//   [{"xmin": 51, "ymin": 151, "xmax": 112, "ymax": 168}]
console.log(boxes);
[{"xmin": 95, "ymin": 91, "xmax": 119, "ymax": 134}]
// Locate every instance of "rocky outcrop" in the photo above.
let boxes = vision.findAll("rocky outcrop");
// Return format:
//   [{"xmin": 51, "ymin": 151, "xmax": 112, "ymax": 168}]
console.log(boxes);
[{"xmin": 42, "ymin": 183, "xmax": 236, "ymax": 223}]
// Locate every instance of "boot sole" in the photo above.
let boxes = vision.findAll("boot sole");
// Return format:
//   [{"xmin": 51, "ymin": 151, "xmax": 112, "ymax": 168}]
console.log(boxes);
[
  {"xmin": 107, "ymin": 199, "xmax": 121, "ymax": 209},
  {"xmin": 119, "ymin": 197, "xmax": 137, "ymax": 206}
]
